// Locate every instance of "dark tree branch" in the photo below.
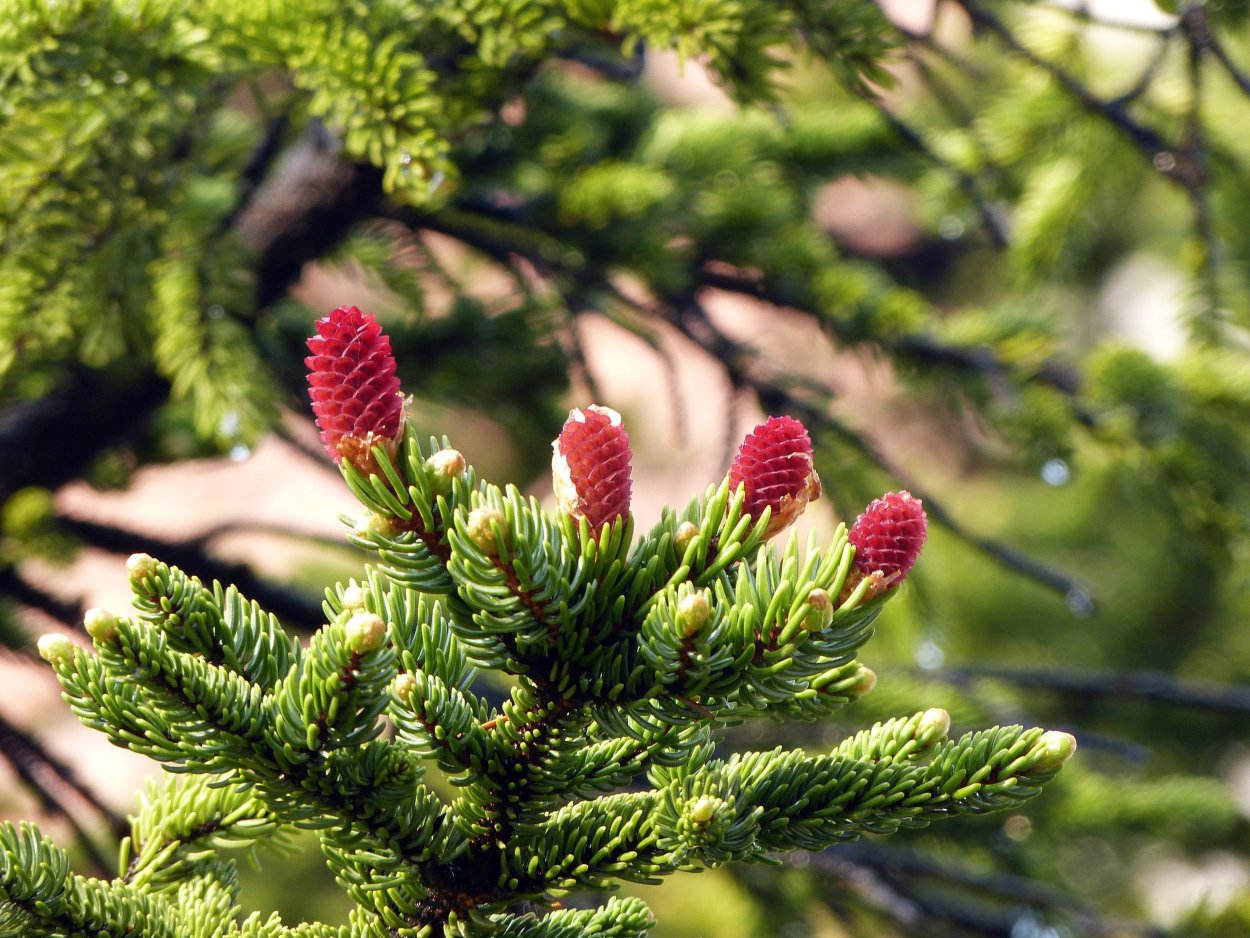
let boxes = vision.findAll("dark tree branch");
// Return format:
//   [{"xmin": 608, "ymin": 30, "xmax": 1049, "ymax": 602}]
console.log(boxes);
[
  {"xmin": 237, "ymin": 126, "xmax": 386, "ymax": 308},
  {"xmin": 0, "ymin": 369, "xmax": 169, "ymax": 505},
  {"xmin": 1180, "ymin": 9, "xmax": 1222, "ymax": 332},
  {"xmin": 0, "ymin": 567, "xmax": 86, "ymax": 633},
  {"xmin": 401, "ymin": 206, "xmax": 1088, "ymax": 601},
  {"xmin": 869, "ymin": 101, "xmax": 1009, "ymax": 248},
  {"xmin": 811, "ymin": 842, "xmax": 1164, "ymax": 938},
  {"xmin": 1204, "ymin": 26, "xmax": 1250, "ymax": 96},
  {"xmin": 54, "ymin": 514, "xmax": 327, "ymax": 633},
  {"xmin": 937, "ymin": 663, "xmax": 1250, "ymax": 715},
  {"xmin": 216, "ymin": 113, "xmax": 292, "ymax": 237},
  {"xmin": 0, "ymin": 711, "xmax": 125, "ymax": 876},
  {"xmin": 957, "ymin": 1, "xmax": 1179, "ymax": 167}
]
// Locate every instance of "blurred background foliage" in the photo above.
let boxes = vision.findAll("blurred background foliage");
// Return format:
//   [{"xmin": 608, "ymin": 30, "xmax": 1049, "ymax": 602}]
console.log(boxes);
[{"xmin": 3, "ymin": 0, "xmax": 1250, "ymax": 934}]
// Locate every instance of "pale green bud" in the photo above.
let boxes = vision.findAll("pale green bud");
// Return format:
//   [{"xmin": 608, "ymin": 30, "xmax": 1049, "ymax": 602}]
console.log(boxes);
[
  {"xmin": 677, "ymin": 591, "xmax": 711, "ymax": 638},
  {"xmin": 916, "ymin": 707, "xmax": 951, "ymax": 746},
  {"xmin": 804, "ymin": 588, "xmax": 834, "ymax": 632},
  {"xmin": 346, "ymin": 612, "xmax": 387, "ymax": 652},
  {"xmin": 393, "ymin": 672, "xmax": 417, "ymax": 702},
  {"xmin": 1032, "ymin": 730, "xmax": 1077, "ymax": 770},
  {"xmin": 126, "ymin": 552, "xmax": 156, "ymax": 582},
  {"xmin": 426, "ymin": 448, "xmax": 467, "ymax": 499},
  {"xmin": 37, "ymin": 633, "xmax": 75, "ymax": 666},
  {"xmin": 848, "ymin": 665, "xmax": 877, "ymax": 697},
  {"xmin": 466, "ymin": 507, "xmax": 506, "ymax": 555},
  {"xmin": 689, "ymin": 795, "xmax": 720, "ymax": 826},
  {"xmin": 674, "ymin": 521, "xmax": 699, "ymax": 553},
  {"xmin": 340, "ymin": 585, "xmax": 366, "ymax": 612},
  {"xmin": 353, "ymin": 512, "xmax": 398, "ymax": 539},
  {"xmin": 83, "ymin": 607, "xmax": 119, "ymax": 643}
]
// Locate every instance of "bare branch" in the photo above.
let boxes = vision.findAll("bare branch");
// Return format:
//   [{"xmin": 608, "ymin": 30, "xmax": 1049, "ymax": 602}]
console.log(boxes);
[
  {"xmin": 0, "ymin": 711, "xmax": 124, "ymax": 876},
  {"xmin": 937, "ymin": 663, "xmax": 1250, "ymax": 715}
]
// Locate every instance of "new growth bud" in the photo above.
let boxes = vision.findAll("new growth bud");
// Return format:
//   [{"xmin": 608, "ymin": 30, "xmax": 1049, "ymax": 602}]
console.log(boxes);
[
  {"xmin": 673, "ymin": 521, "xmax": 699, "ymax": 554},
  {"xmin": 916, "ymin": 707, "xmax": 951, "ymax": 747},
  {"xmin": 1031, "ymin": 731, "xmax": 1078, "ymax": 771},
  {"xmin": 848, "ymin": 666, "xmax": 877, "ymax": 697},
  {"xmin": 552, "ymin": 405, "xmax": 632, "ymax": 531},
  {"xmin": 466, "ymin": 507, "xmax": 506, "ymax": 555},
  {"xmin": 689, "ymin": 795, "xmax": 720, "ymax": 826},
  {"xmin": 677, "ymin": 591, "xmax": 711, "ymax": 638},
  {"xmin": 37, "ymin": 633, "xmax": 75, "ymax": 666},
  {"xmin": 306, "ymin": 306, "xmax": 405, "ymax": 476},
  {"xmin": 425, "ymin": 448, "xmax": 467, "ymax": 496},
  {"xmin": 126, "ymin": 552, "xmax": 157, "ymax": 583},
  {"xmin": 340, "ymin": 585, "xmax": 366, "ymax": 612},
  {"xmin": 393, "ymin": 672, "xmax": 417, "ymax": 702},
  {"xmin": 83, "ymin": 608, "xmax": 119, "ymax": 643},
  {"xmin": 728, "ymin": 416, "xmax": 821, "ymax": 539},
  {"xmin": 848, "ymin": 490, "xmax": 927, "ymax": 586},
  {"xmin": 804, "ymin": 587, "xmax": 834, "ymax": 632},
  {"xmin": 353, "ymin": 512, "xmax": 399, "ymax": 540},
  {"xmin": 345, "ymin": 612, "xmax": 387, "ymax": 653}
]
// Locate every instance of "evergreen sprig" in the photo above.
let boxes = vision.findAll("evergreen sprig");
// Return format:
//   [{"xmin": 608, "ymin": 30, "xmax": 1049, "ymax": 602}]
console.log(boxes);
[{"xmin": 0, "ymin": 311, "xmax": 1075, "ymax": 937}]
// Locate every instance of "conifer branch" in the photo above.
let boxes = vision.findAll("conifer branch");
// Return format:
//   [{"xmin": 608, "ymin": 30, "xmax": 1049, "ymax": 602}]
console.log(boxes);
[
  {"xmin": 396, "ymin": 206, "xmax": 1089, "ymax": 601},
  {"xmin": 956, "ymin": 1, "xmax": 1176, "ymax": 164}
]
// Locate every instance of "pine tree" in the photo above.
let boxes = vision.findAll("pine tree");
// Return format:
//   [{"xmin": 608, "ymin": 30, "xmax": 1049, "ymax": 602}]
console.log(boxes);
[
  {"xmin": 0, "ymin": 308, "xmax": 1076, "ymax": 937},
  {"xmin": 3, "ymin": 1, "xmax": 1250, "ymax": 934}
]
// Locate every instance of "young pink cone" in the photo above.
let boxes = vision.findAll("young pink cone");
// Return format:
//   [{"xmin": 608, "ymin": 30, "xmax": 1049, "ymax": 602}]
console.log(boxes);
[
  {"xmin": 552, "ymin": 405, "xmax": 632, "ymax": 530},
  {"xmin": 848, "ymin": 490, "xmax": 928, "ymax": 591},
  {"xmin": 306, "ymin": 306, "xmax": 405, "ymax": 476},
  {"xmin": 728, "ymin": 415, "xmax": 821, "ymax": 539}
]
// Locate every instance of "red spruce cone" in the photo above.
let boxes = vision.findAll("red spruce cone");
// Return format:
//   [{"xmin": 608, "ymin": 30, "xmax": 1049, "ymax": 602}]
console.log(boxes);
[
  {"xmin": 728, "ymin": 415, "xmax": 821, "ymax": 539},
  {"xmin": 849, "ymin": 490, "xmax": 927, "ymax": 586},
  {"xmin": 306, "ymin": 306, "xmax": 405, "ymax": 475},
  {"xmin": 552, "ymin": 405, "xmax": 632, "ymax": 530}
]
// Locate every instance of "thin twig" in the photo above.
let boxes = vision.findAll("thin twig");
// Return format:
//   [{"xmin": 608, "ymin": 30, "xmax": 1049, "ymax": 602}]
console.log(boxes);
[
  {"xmin": 906, "ymin": 45, "xmax": 977, "ymax": 125},
  {"xmin": 0, "ymin": 567, "xmax": 86, "ymax": 633},
  {"xmin": 565, "ymin": 310, "xmax": 606, "ymax": 406},
  {"xmin": 813, "ymin": 842, "xmax": 1164, "ymax": 937},
  {"xmin": 0, "ymin": 711, "xmax": 125, "ymax": 876},
  {"xmin": 937, "ymin": 663, "xmax": 1250, "ymax": 715},
  {"xmin": 54, "ymin": 514, "xmax": 327, "ymax": 632},
  {"xmin": 1180, "ymin": 8, "xmax": 1221, "ymax": 332},
  {"xmin": 870, "ymin": 103, "xmax": 1009, "ymax": 248},
  {"xmin": 697, "ymin": 265, "xmax": 1090, "ymax": 415},
  {"xmin": 1108, "ymin": 34, "xmax": 1172, "ymax": 108},
  {"xmin": 195, "ymin": 519, "xmax": 354, "ymax": 552},
  {"xmin": 1028, "ymin": 0, "xmax": 1176, "ymax": 37},
  {"xmin": 774, "ymin": 386, "xmax": 1094, "ymax": 606},
  {"xmin": 957, "ymin": 1, "xmax": 1177, "ymax": 166},
  {"xmin": 1204, "ymin": 27, "xmax": 1250, "ymax": 95}
]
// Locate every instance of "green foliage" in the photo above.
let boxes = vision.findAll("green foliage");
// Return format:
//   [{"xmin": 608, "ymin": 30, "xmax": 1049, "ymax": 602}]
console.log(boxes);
[
  {"xmin": 4, "ymin": 0, "xmax": 1250, "ymax": 934},
  {"xmin": 1, "ymin": 422, "xmax": 1073, "ymax": 936}
]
